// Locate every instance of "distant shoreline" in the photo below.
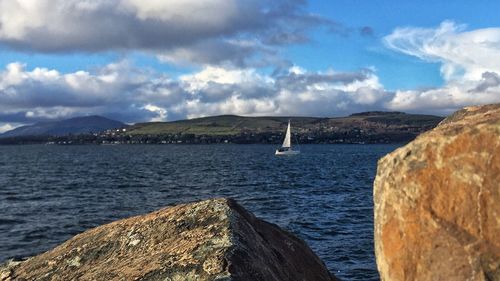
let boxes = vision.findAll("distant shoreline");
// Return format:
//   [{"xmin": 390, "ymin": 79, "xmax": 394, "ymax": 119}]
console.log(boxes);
[
  {"xmin": 0, "ymin": 111, "xmax": 444, "ymax": 145},
  {"xmin": 0, "ymin": 133, "xmax": 414, "ymax": 146}
]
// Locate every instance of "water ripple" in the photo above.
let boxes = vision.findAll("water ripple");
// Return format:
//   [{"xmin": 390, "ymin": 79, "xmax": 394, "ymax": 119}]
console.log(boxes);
[{"xmin": 0, "ymin": 144, "xmax": 399, "ymax": 281}]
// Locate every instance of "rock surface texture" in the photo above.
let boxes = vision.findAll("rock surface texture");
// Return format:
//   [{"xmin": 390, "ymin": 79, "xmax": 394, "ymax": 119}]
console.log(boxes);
[
  {"xmin": 374, "ymin": 104, "xmax": 500, "ymax": 281},
  {"xmin": 0, "ymin": 198, "xmax": 338, "ymax": 281}
]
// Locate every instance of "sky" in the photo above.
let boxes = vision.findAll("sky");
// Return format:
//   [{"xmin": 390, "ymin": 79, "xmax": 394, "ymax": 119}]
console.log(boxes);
[{"xmin": 0, "ymin": 0, "xmax": 499, "ymax": 132}]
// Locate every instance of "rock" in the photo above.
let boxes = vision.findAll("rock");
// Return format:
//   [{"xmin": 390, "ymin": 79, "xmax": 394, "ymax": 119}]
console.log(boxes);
[
  {"xmin": 374, "ymin": 104, "xmax": 500, "ymax": 281},
  {"xmin": 0, "ymin": 260, "xmax": 22, "ymax": 281},
  {"xmin": 3, "ymin": 198, "xmax": 338, "ymax": 281}
]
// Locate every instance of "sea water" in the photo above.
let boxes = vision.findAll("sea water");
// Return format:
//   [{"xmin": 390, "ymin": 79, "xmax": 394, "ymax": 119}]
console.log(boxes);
[{"xmin": 0, "ymin": 144, "xmax": 400, "ymax": 281}]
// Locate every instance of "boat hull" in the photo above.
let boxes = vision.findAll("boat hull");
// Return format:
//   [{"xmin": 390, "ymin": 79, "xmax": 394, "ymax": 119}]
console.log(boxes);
[{"xmin": 275, "ymin": 149, "xmax": 300, "ymax": 156}]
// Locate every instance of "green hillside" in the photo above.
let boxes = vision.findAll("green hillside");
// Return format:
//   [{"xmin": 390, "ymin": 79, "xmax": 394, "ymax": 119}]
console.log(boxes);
[{"xmin": 125, "ymin": 112, "xmax": 443, "ymax": 136}]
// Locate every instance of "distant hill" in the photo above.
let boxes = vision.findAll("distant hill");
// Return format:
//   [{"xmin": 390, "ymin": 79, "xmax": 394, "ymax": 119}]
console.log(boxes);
[
  {"xmin": 0, "ymin": 116, "xmax": 126, "ymax": 138},
  {"xmin": 125, "ymin": 113, "xmax": 444, "ymax": 136},
  {"xmin": 127, "ymin": 115, "xmax": 320, "ymax": 136},
  {"xmin": 0, "ymin": 112, "xmax": 445, "ymax": 144}
]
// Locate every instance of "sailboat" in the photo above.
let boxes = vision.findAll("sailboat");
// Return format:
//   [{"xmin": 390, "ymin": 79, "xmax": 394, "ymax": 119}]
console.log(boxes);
[{"xmin": 275, "ymin": 120, "xmax": 300, "ymax": 156}]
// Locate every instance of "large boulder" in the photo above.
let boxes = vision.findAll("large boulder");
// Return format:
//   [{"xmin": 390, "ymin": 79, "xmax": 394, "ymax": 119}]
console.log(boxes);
[
  {"xmin": 374, "ymin": 104, "xmax": 500, "ymax": 281},
  {"xmin": 1, "ymin": 198, "xmax": 338, "ymax": 281}
]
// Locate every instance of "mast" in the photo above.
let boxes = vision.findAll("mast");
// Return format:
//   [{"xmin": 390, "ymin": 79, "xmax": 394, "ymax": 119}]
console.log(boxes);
[{"xmin": 282, "ymin": 120, "xmax": 291, "ymax": 148}]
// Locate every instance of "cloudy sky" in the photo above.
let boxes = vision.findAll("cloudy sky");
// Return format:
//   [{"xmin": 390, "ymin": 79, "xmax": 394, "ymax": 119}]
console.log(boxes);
[{"xmin": 0, "ymin": 0, "xmax": 499, "ymax": 132}]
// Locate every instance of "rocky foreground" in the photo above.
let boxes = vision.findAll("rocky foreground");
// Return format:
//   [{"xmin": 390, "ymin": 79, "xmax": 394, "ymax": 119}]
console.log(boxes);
[
  {"xmin": 0, "ymin": 198, "xmax": 338, "ymax": 281},
  {"xmin": 374, "ymin": 104, "xmax": 500, "ymax": 281}
]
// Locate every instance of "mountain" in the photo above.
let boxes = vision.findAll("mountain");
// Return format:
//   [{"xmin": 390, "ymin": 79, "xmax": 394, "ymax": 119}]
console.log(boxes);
[
  {"xmin": 0, "ymin": 116, "xmax": 126, "ymax": 138},
  {"xmin": 125, "ymin": 112, "xmax": 444, "ymax": 137}
]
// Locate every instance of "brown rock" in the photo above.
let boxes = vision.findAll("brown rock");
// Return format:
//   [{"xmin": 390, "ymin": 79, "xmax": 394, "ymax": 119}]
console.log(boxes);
[
  {"xmin": 374, "ymin": 103, "xmax": 500, "ymax": 281},
  {"xmin": 2, "ymin": 198, "xmax": 338, "ymax": 281}
]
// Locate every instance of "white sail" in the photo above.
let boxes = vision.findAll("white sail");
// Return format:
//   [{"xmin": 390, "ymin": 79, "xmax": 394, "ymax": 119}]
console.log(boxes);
[
  {"xmin": 275, "ymin": 120, "xmax": 299, "ymax": 155},
  {"xmin": 282, "ymin": 121, "xmax": 291, "ymax": 148}
]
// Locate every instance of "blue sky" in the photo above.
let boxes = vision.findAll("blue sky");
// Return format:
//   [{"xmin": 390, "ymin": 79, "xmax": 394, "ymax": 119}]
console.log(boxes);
[
  {"xmin": 293, "ymin": 0, "xmax": 500, "ymax": 89},
  {"xmin": 0, "ymin": 0, "xmax": 499, "ymax": 131}
]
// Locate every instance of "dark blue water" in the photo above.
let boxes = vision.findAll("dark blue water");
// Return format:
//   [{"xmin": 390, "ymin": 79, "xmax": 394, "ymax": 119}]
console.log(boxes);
[{"xmin": 0, "ymin": 144, "xmax": 399, "ymax": 280}]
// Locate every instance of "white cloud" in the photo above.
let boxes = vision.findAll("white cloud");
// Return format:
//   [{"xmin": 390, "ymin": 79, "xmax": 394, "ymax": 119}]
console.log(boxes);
[
  {"xmin": 384, "ymin": 21, "xmax": 500, "ymax": 81},
  {"xmin": 178, "ymin": 66, "xmax": 392, "ymax": 118},
  {"xmin": 383, "ymin": 21, "xmax": 500, "ymax": 113},
  {"xmin": 2, "ymin": 20, "xmax": 500, "ymax": 124},
  {"xmin": 0, "ymin": 123, "xmax": 17, "ymax": 133},
  {"xmin": 121, "ymin": 0, "xmax": 239, "ymax": 24},
  {"xmin": 142, "ymin": 104, "xmax": 168, "ymax": 122},
  {"xmin": 180, "ymin": 66, "xmax": 270, "ymax": 89},
  {"xmin": 0, "ymin": 0, "xmax": 329, "ymax": 67},
  {"xmin": 0, "ymin": 62, "xmax": 393, "ymax": 124}
]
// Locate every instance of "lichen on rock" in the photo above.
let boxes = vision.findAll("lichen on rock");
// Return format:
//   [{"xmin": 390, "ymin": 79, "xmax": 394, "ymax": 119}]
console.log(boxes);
[
  {"xmin": 1, "ymin": 198, "xmax": 338, "ymax": 281},
  {"xmin": 374, "ymin": 103, "xmax": 500, "ymax": 281}
]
